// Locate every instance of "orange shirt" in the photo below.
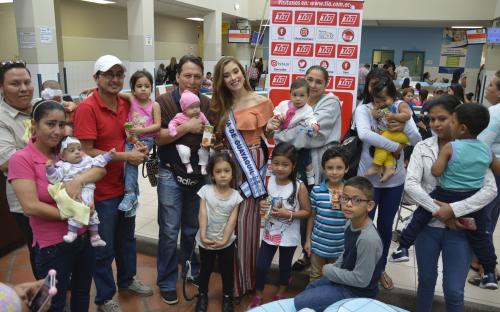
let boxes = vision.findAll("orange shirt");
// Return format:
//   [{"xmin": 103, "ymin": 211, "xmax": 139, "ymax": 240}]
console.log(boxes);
[{"xmin": 233, "ymin": 99, "xmax": 274, "ymax": 145}]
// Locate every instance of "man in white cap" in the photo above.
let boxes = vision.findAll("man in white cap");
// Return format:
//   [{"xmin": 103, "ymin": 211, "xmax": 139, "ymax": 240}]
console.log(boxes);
[{"xmin": 74, "ymin": 55, "xmax": 152, "ymax": 312}]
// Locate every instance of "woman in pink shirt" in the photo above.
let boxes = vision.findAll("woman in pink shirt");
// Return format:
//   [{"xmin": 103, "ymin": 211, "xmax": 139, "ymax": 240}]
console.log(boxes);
[{"xmin": 8, "ymin": 100, "xmax": 106, "ymax": 312}]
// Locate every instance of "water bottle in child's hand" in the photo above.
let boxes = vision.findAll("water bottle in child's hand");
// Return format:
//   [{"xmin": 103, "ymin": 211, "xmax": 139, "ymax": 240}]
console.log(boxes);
[{"xmin": 124, "ymin": 122, "xmax": 138, "ymax": 144}]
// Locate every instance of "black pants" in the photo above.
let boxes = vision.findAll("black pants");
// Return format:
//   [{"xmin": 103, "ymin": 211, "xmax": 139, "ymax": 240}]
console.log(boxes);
[
  {"xmin": 399, "ymin": 187, "xmax": 497, "ymax": 273},
  {"xmin": 12, "ymin": 212, "xmax": 37, "ymax": 278},
  {"xmin": 198, "ymin": 243, "xmax": 234, "ymax": 296}
]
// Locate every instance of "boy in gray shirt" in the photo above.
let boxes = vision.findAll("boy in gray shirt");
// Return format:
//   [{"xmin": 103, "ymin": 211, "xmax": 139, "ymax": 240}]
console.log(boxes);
[{"xmin": 294, "ymin": 177, "xmax": 384, "ymax": 311}]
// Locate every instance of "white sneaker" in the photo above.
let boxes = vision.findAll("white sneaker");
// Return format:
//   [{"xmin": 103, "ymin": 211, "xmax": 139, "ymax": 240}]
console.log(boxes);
[
  {"xmin": 63, "ymin": 232, "xmax": 77, "ymax": 243},
  {"xmin": 97, "ymin": 300, "xmax": 122, "ymax": 312}
]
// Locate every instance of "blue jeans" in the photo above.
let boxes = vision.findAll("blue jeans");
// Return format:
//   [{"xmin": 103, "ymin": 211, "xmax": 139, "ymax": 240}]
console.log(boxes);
[
  {"xmin": 35, "ymin": 232, "xmax": 94, "ymax": 312},
  {"xmin": 156, "ymin": 166, "xmax": 201, "ymax": 291},
  {"xmin": 124, "ymin": 137, "xmax": 155, "ymax": 195},
  {"xmin": 294, "ymin": 277, "xmax": 358, "ymax": 311},
  {"xmin": 415, "ymin": 226, "xmax": 472, "ymax": 312},
  {"xmin": 94, "ymin": 196, "xmax": 137, "ymax": 305},
  {"xmin": 369, "ymin": 184, "xmax": 404, "ymax": 270}
]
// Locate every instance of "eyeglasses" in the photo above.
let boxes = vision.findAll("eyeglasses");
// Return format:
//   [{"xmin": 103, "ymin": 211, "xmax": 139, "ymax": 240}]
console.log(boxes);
[
  {"xmin": 99, "ymin": 71, "xmax": 125, "ymax": 80},
  {"xmin": 338, "ymin": 195, "xmax": 371, "ymax": 205}
]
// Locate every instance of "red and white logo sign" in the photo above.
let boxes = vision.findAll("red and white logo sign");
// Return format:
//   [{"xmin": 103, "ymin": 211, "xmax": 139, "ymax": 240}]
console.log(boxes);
[
  {"xmin": 315, "ymin": 44, "xmax": 335, "ymax": 58},
  {"xmin": 335, "ymin": 76, "xmax": 355, "ymax": 90},
  {"xmin": 339, "ymin": 12, "xmax": 360, "ymax": 27},
  {"xmin": 317, "ymin": 12, "xmax": 337, "ymax": 26},
  {"xmin": 293, "ymin": 43, "xmax": 314, "ymax": 57},
  {"xmin": 294, "ymin": 11, "xmax": 315, "ymax": 25},
  {"xmin": 298, "ymin": 59, "xmax": 308, "ymax": 69},
  {"xmin": 277, "ymin": 27, "xmax": 287, "ymax": 36},
  {"xmin": 337, "ymin": 44, "xmax": 358, "ymax": 59},
  {"xmin": 271, "ymin": 42, "xmax": 292, "ymax": 56},
  {"xmin": 300, "ymin": 27, "xmax": 309, "ymax": 37},
  {"xmin": 270, "ymin": 74, "xmax": 290, "ymax": 87},
  {"xmin": 272, "ymin": 10, "xmax": 293, "ymax": 24},
  {"xmin": 342, "ymin": 61, "xmax": 351, "ymax": 71},
  {"xmin": 292, "ymin": 74, "xmax": 305, "ymax": 82},
  {"xmin": 342, "ymin": 29, "xmax": 355, "ymax": 42}
]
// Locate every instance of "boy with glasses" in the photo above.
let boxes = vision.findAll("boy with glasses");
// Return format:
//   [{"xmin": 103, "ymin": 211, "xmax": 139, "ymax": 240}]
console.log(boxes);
[{"xmin": 294, "ymin": 176, "xmax": 384, "ymax": 312}]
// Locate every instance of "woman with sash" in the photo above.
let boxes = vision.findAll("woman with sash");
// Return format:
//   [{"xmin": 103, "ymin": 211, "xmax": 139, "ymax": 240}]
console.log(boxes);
[{"xmin": 211, "ymin": 56, "xmax": 274, "ymax": 297}]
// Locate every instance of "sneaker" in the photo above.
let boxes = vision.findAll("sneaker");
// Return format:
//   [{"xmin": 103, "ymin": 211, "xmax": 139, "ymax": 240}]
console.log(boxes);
[
  {"xmin": 118, "ymin": 193, "xmax": 137, "ymax": 212},
  {"xmin": 389, "ymin": 247, "xmax": 410, "ymax": 262},
  {"xmin": 160, "ymin": 290, "xmax": 179, "ymax": 305},
  {"xmin": 479, "ymin": 273, "xmax": 499, "ymax": 290},
  {"xmin": 97, "ymin": 300, "xmax": 121, "ymax": 312},
  {"xmin": 292, "ymin": 256, "xmax": 310, "ymax": 271},
  {"xmin": 120, "ymin": 278, "xmax": 153, "ymax": 297},
  {"xmin": 195, "ymin": 292, "xmax": 208, "ymax": 312},
  {"xmin": 222, "ymin": 295, "xmax": 233, "ymax": 312},
  {"xmin": 247, "ymin": 295, "xmax": 262, "ymax": 309}
]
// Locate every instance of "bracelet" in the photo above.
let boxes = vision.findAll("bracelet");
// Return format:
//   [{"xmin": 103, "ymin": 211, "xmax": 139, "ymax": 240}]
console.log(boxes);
[{"xmin": 289, "ymin": 211, "xmax": 293, "ymax": 221}]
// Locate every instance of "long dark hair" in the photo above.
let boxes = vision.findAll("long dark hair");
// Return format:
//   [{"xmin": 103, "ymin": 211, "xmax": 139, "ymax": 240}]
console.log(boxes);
[
  {"xmin": 272, "ymin": 142, "xmax": 299, "ymax": 206},
  {"xmin": 32, "ymin": 99, "xmax": 65, "ymax": 121},
  {"xmin": 206, "ymin": 151, "xmax": 239, "ymax": 187},
  {"xmin": 361, "ymin": 68, "xmax": 390, "ymax": 104},
  {"xmin": 449, "ymin": 83, "xmax": 465, "ymax": 103},
  {"xmin": 130, "ymin": 69, "xmax": 153, "ymax": 91}
]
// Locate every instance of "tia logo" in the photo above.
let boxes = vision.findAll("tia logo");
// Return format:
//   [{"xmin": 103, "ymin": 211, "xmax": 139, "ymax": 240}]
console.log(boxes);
[
  {"xmin": 273, "ymin": 11, "xmax": 292, "ymax": 23},
  {"xmin": 295, "ymin": 11, "xmax": 314, "ymax": 24},
  {"xmin": 339, "ymin": 13, "xmax": 360, "ymax": 26},
  {"xmin": 294, "ymin": 43, "xmax": 313, "ymax": 56},
  {"xmin": 335, "ymin": 76, "xmax": 355, "ymax": 90},
  {"xmin": 316, "ymin": 44, "xmax": 335, "ymax": 58},
  {"xmin": 318, "ymin": 12, "xmax": 336, "ymax": 25},
  {"xmin": 272, "ymin": 42, "xmax": 291, "ymax": 56},
  {"xmin": 337, "ymin": 45, "xmax": 358, "ymax": 58},
  {"xmin": 271, "ymin": 74, "xmax": 289, "ymax": 87}
]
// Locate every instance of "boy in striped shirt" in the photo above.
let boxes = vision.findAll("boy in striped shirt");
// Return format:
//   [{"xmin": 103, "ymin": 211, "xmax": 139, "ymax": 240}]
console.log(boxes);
[{"xmin": 305, "ymin": 147, "xmax": 349, "ymax": 282}]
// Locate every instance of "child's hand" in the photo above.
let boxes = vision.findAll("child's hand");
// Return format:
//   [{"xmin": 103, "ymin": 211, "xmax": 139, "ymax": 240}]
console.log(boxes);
[
  {"xmin": 211, "ymin": 239, "xmax": 227, "ymax": 249},
  {"xmin": 304, "ymin": 239, "xmax": 311, "ymax": 257},
  {"xmin": 89, "ymin": 201, "xmax": 95, "ymax": 215},
  {"xmin": 129, "ymin": 127, "xmax": 143, "ymax": 136},
  {"xmin": 201, "ymin": 237, "xmax": 215, "ymax": 248},
  {"xmin": 371, "ymin": 108, "xmax": 381, "ymax": 118},
  {"xmin": 45, "ymin": 160, "xmax": 53, "ymax": 168},
  {"xmin": 271, "ymin": 207, "xmax": 293, "ymax": 219},
  {"xmin": 259, "ymin": 199, "xmax": 271, "ymax": 215},
  {"xmin": 385, "ymin": 112, "xmax": 395, "ymax": 121},
  {"xmin": 311, "ymin": 123, "xmax": 320, "ymax": 133}
]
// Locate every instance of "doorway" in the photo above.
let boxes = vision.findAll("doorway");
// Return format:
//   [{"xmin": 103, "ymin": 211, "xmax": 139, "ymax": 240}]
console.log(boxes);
[
  {"xmin": 372, "ymin": 49, "xmax": 394, "ymax": 67},
  {"xmin": 402, "ymin": 51, "xmax": 425, "ymax": 81}
]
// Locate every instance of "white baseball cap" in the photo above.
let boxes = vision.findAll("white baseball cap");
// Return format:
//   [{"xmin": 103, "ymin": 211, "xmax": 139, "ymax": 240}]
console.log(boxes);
[{"xmin": 93, "ymin": 55, "xmax": 126, "ymax": 75}]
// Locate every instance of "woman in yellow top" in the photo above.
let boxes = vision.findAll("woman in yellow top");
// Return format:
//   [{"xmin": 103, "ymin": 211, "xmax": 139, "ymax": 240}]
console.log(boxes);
[{"xmin": 211, "ymin": 56, "xmax": 274, "ymax": 298}]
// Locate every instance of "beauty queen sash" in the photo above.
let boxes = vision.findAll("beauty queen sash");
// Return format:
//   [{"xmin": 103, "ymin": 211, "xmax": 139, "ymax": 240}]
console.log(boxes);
[{"xmin": 225, "ymin": 112, "xmax": 267, "ymax": 198}]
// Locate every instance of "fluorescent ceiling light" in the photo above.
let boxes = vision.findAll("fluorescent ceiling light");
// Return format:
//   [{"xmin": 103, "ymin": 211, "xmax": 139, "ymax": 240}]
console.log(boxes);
[
  {"xmin": 187, "ymin": 17, "xmax": 204, "ymax": 22},
  {"xmin": 81, "ymin": 0, "xmax": 116, "ymax": 4},
  {"xmin": 451, "ymin": 26, "xmax": 483, "ymax": 29},
  {"xmin": 0, "ymin": 0, "xmax": 14, "ymax": 3}
]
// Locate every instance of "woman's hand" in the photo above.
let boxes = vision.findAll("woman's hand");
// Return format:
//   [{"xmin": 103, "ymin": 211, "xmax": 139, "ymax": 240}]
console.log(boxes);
[
  {"xmin": 201, "ymin": 237, "xmax": 215, "ymax": 248},
  {"xmin": 444, "ymin": 217, "xmax": 465, "ymax": 230},
  {"xmin": 387, "ymin": 120, "xmax": 405, "ymax": 132},
  {"xmin": 14, "ymin": 280, "xmax": 48, "ymax": 312},
  {"xmin": 64, "ymin": 178, "xmax": 83, "ymax": 201},
  {"xmin": 432, "ymin": 200, "xmax": 456, "ymax": 221}
]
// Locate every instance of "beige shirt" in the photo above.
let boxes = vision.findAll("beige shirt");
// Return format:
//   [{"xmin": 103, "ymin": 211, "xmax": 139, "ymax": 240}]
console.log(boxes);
[{"xmin": 0, "ymin": 97, "xmax": 31, "ymax": 213}]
